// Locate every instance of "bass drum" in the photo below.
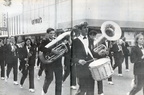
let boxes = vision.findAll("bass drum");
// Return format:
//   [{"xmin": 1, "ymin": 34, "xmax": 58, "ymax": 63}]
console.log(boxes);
[{"xmin": 89, "ymin": 58, "xmax": 114, "ymax": 81}]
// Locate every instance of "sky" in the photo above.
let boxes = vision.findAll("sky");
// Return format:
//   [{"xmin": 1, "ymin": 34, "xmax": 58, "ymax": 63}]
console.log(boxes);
[
  {"xmin": 0, "ymin": 0, "xmax": 22, "ymax": 17},
  {"xmin": 76, "ymin": 0, "xmax": 144, "ymax": 22},
  {"xmin": 0, "ymin": 0, "xmax": 144, "ymax": 22}
]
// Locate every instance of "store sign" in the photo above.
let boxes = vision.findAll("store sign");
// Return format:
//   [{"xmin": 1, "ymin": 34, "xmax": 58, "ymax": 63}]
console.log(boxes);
[
  {"xmin": 0, "ymin": 27, "xmax": 7, "ymax": 31},
  {"xmin": 3, "ymin": 14, "xmax": 7, "ymax": 27},
  {"xmin": 1, "ymin": 14, "xmax": 8, "ymax": 31},
  {"xmin": 31, "ymin": 17, "xmax": 42, "ymax": 25}
]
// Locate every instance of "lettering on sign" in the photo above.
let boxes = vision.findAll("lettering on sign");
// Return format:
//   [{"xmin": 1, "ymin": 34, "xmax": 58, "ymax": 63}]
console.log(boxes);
[
  {"xmin": 31, "ymin": 17, "xmax": 42, "ymax": 25},
  {"xmin": 0, "ymin": 27, "xmax": 7, "ymax": 31}
]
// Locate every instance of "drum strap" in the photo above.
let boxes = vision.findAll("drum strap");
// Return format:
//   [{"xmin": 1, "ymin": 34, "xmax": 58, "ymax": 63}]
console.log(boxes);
[
  {"xmin": 78, "ymin": 37, "xmax": 94, "ymax": 58},
  {"xmin": 87, "ymin": 46, "xmax": 94, "ymax": 58}
]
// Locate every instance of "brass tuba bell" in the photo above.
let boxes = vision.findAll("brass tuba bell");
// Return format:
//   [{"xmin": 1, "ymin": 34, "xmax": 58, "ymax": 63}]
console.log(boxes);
[
  {"xmin": 39, "ymin": 31, "xmax": 71, "ymax": 64},
  {"xmin": 93, "ymin": 21, "xmax": 122, "ymax": 52}
]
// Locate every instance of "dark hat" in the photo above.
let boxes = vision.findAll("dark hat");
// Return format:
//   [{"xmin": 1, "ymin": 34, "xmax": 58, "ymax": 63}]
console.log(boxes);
[
  {"xmin": 88, "ymin": 30, "xmax": 98, "ymax": 36},
  {"xmin": 46, "ymin": 28, "xmax": 54, "ymax": 33},
  {"xmin": 80, "ymin": 22, "xmax": 88, "ymax": 27},
  {"xmin": 77, "ymin": 22, "xmax": 88, "ymax": 29},
  {"xmin": 17, "ymin": 36, "xmax": 24, "ymax": 43}
]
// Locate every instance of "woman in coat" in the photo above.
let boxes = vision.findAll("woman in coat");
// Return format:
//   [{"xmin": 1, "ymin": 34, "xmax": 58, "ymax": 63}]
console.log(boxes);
[{"xmin": 128, "ymin": 33, "xmax": 144, "ymax": 95}]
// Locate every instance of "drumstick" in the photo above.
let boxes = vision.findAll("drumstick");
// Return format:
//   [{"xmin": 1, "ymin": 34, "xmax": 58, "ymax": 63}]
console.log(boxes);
[{"xmin": 86, "ymin": 58, "xmax": 97, "ymax": 63}]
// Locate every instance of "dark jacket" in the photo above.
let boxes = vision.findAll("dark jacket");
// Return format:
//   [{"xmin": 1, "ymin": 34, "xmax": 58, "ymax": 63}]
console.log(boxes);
[
  {"xmin": 38, "ymin": 39, "xmax": 63, "ymax": 69},
  {"xmin": 123, "ymin": 42, "xmax": 129, "ymax": 56},
  {"xmin": 5, "ymin": 44, "xmax": 18, "ymax": 64},
  {"xmin": 130, "ymin": 45, "xmax": 144, "ymax": 75},
  {"xmin": 72, "ymin": 38, "xmax": 92, "ymax": 63},
  {"xmin": 111, "ymin": 43, "xmax": 124, "ymax": 64},
  {"xmin": 39, "ymin": 39, "xmax": 51, "ymax": 55},
  {"xmin": 18, "ymin": 46, "xmax": 27, "ymax": 61},
  {"xmin": 18, "ymin": 45, "xmax": 36, "ymax": 67},
  {"xmin": 71, "ymin": 38, "xmax": 92, "ymax": 78},
  {"xmin": 0, "ymin": 46, "xmax": 4, "ymax": 61},
  {"xmin": 27, "ymin": 45, "xmax": 36, "ymax": 66}
]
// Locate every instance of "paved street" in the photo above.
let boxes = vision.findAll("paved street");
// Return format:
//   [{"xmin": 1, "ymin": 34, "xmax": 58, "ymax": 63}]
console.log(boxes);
[{"xmin": 0, "ymin": 57, "xmax": 143, "ymax": 95}]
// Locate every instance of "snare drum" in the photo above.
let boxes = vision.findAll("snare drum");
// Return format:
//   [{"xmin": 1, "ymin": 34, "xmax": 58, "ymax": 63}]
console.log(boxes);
[{"xmin": 89, "ymin": 58, "xmax": 114, "ymax": 81}]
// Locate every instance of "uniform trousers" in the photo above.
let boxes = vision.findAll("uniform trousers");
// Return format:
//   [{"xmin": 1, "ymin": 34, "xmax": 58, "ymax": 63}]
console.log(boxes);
[
  {"xmin": 113, "ymin": 56, "xmax": 124, "ymax": 74},
  {"xmin": 108, "ymin": 56, "xmax": 113, "ymax": 81},
  {"xmin": 38, "ymin": 62, "xmax": 45, "ymax": 77},
  {"xmin": 43, "ymin": 58, "xmax": 63, "ymax": 95},
  {"xmin": 76, "ymin": 76, "xmax": 94, "ymax": 95},
  {"xmin": 97, "ymin": 81, "xmax": 103, "ymax": 94},
  {"xmin": 20, "ymin": 65, "xmax": 34, "ymax": 89},
  {"xmin": 70, "ymin": 63, "xmax": 76, "ymax": 86},
  {"xmin": 113, "ymin": 64, "xmax": 122, "ymax": 74},
  {"xmin": 6, "ymin": 58, "xmax": 18, "ymax": 81},
  {"xmin": 76, "ymin": 64, "xmax": 94, "ymax": 95},
  {"xmin": 37, "ymin": 57, "xmax": 41, "ymax": 67},
  {"xmin": 124, "ymin": 55, "xmax": 129, "ymax": 69},
  {"xmin": 129, "ymin": 74, "xmax": 144, "ymax": 95},
  {"xmin": 63, "ymin": 62, "xmax": 76, "ymax": 86},
  {"xmin": 63, "ymin": 56, "xmax": 70, "ymax": 82},
  {"xmin": 0, "ymin": 60, "xmax": 5, "ymax": 77}
]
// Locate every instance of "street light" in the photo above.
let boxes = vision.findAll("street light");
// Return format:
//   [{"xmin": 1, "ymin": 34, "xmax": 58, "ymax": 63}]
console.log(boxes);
[{"xmin": 3, "ymin": 0, "xmax": 12, "ymax": 6}]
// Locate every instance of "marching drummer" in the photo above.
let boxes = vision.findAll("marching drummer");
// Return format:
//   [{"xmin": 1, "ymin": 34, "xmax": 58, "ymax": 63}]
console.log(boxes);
[
  {"xmin": 71, "ymin": 22, "xmax": 95, "ymax": 95},
  {"xmin": 88, "ymin": 29, "xmax": 109, "ymax": 95}
]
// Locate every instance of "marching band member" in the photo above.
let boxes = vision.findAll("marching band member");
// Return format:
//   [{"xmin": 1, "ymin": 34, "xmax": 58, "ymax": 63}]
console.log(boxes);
[
  {"xmin": 17, "ymin": 38, "xmax": 25, "ymax": 73},
  {"xmin": 72, "ymin": 22, "xmax": 95, "ymax": 95},
  {"xmin": 39, "ymin": 28, "xmax": 63, "ymax": 95},
  {"xmin": 122, "ymin": 37, "xmax": 130, "ymax": 71},
  {"xmin": 5, "ymin": 37, "xmax": 19, "ymax": 85},
  {"xmin": 127, "ymin": 33, "xmax": 144, "ymax": 95},
  {"xmin": 62, "ymin": 39, "xmax": 71, "ymax": 81},
  {"xmin": 112, "ymin": 39, "xmax": 124, "ymax": 76},
  {"xmin": 107, "ymin": 40, "xmax": 114, "ymax": 85},
  {"xmin": 37, "ymin": 38, "xmax": 45, "ymax": 80},
  {"xmin": 17, "ymin": 36, "xmax": 25, "ymax": 71},
  {"xmin": 36, "ymin": 38, "xmax": 43, "ymax": 68},
  {"xmin": 37, "ymin": 58, "xmax": 44, "ymax": 80},
  {"xmin": 18, "ymin": 38, "xmax": 36, "ymax": 93},
  {"xmin": 0, "ymin": 39, "xmax": 5, "ymax": 80},
  {"xmin": 62, "ymin": 32, "xmax": 77, "ymax": 89},
  {"xmin": 4, "ymin": 38, "xmax": 10, "ymax": 68},
  {"xmin": 88, "ymin": 30, "xmax": 109, "ymax": 95},
  {"xmin": 70, "ymin": 28, "xmax": 79, "ymax": 89}
]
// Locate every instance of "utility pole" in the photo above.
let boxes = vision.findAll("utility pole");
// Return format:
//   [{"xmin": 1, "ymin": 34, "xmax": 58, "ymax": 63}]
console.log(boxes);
[
  {"xmin": 71, "ymin": 0, "xmax": 73, "ymax": 28},
  {"xmin": 7, "ymin": 12, "xmax": 9, "ymax": 37},
  {"xmin": 55, "ymin": 0, "xmax": 57, "ymax": 30}
]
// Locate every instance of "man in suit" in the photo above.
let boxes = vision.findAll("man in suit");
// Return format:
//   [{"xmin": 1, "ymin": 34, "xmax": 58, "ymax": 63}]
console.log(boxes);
[{"xmin": 72, "ymin": 22, "xmax": 94, "ymax": 95}]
